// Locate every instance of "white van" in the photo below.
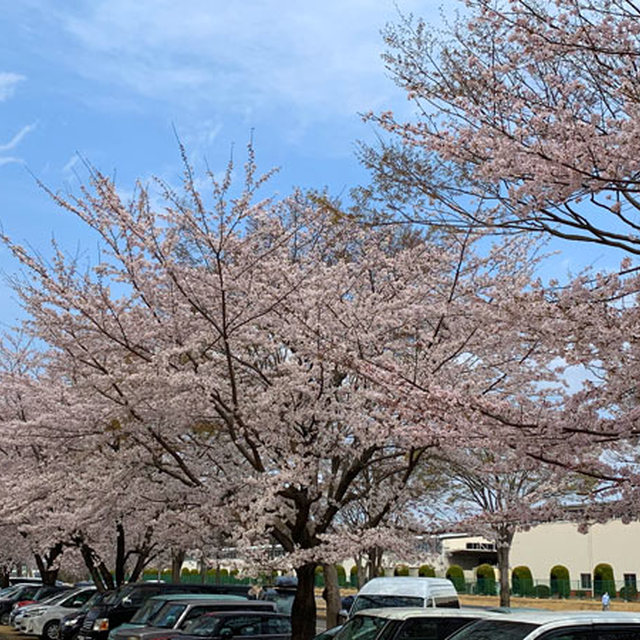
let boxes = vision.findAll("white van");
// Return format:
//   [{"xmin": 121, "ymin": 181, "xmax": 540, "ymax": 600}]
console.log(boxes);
[{"xmin": 349, "ymin": 578, "xmax": 459, "ymax": 616}]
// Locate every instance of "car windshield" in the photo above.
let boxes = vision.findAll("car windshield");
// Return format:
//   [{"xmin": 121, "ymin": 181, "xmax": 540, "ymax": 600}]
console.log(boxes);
[
  {"xmin": 130, "ymin": 599, "xmax": 167, "ymax": 624},
  {"xmin": 150, "ymin": 603, "xmax": 187, "ymax": 628},
  {"xmin": 0, "ymin": 586, "xmax": 19, "ymax": 598},
  {"xmin": 350, "ymin": 596, "xmax": 424, "ymax": 615},
  {"xmin": 40, "ymin": 591, "xmax": 73, "ymax": 606},
  {"xmin": 446, "ymin": 620, "xmax": 539, "ymax": 640},
  {"xmin": 80, "ymin": 591, "xmax": 107, "ymax": 613},
  {"xmin": 106, "ymin": 586, "xmax": 132, "ymax": 606},
  {"xmin": 334, "ymin": 615, "xmax": 390, "ymax": 640}
]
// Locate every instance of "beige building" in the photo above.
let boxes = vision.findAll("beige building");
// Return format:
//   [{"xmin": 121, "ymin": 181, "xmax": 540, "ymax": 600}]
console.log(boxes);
[{"xmin": 438, "ymin": 520, "xmax": 640, "ymax": 592}]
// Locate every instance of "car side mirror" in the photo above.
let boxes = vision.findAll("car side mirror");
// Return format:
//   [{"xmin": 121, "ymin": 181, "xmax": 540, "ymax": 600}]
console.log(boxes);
[{"xmin": 71, "ymin": 600, "xmax": 84, "ymax": 608}]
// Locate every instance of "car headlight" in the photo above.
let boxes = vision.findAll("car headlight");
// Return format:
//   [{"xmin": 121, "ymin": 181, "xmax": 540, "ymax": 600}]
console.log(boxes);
[
  {"xmin": 64, "ymin": 618, "xmax": 80, "ymax": 627},
  {"xmin": 25, "ymin": 608, "xmax": 47, "ymax": 617},
  {"xmin": 93, "ymin": 618, "xmax": 110, "ymax": 631}
]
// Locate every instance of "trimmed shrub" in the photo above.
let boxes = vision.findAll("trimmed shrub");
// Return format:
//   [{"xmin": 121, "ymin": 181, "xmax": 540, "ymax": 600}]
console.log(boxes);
[
  {"xmin": 350, "ymin": 566, "xmax": 358, "ymax": 587},
  {"xmin": 315, "ymin": 566, "xmax": 324, "ymax": 588},
  {"xmin": 594, "ymin": 563, "xmax": 616, "ymax": 597},
  {"xmin": 475, "ymin": 564, "xmax": 496, "ymax": 596},
  {"xmin": 446, "ymin": 565, "xmax": 466, "ymax": 593},
  {"xmin": 512, "ymin": 566, "xmax": 534, "ymax": 596},
  {"xmin": 419, "ymin": 565, "xmax": 436, "ymax": 577},
  {"xmin": 394, "ymin": 564, "xmax": 410, "ymax": 577},
  {"xmin": 534, "ymin": 584, "xmax": 550, "ymax": 599},
  {"xmin": 550, "ymin": 565, "xmax": 571, "ymax": 598},
  {"xmin": 619, "ymin": 585, "xmax": 638, "ymax": 601},
  {"xmin": 337, "ymin": 565, "xmax": 347, "ymax": 586}
]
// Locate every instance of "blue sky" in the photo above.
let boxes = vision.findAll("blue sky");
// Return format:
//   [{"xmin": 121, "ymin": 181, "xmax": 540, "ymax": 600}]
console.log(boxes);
[{"xmin": 0, "ymin": 0, "xmax": 628, "ymax": 328}]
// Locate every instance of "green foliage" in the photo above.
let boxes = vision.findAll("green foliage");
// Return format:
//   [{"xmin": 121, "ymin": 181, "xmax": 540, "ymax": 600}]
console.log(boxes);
[
  {"xmin": 337, "ymin": 565, "xmax": 347, "ymax": 586},
  {"xmin": 350, "ymin": 566, "xmax": 358, "ymax": 587},
  {"xmin": 619, "ymin": 585, "xmax": 638, "ymax": 601},
  {"xmin": 394, "ymin": 564, "xmax": 410, "ymax": 576},
  {"xmin": 550, "ymin": 565, "xmax": 570, "ymax": 598},
  {"xmin": 511, "ymin": 566, "xmax": 534, "ymax": 596},
  {"xmin": 446, "ymin": 565, "xmax": 466, "ymax": 593},
  {"xmin": 475, "ymin": 564, "xmax": 496, "ymax": 596},
  {"xmin": 315, "ymin": 566, "xmax": 324, "ymax": 588},
  {"xmin": 594, "ymin": 563, "xmax": 616, "ymax": 597},
  {"xmin": 419, "ymin": 565, "xmax": 435, "ymax": 577},
  {"xmin": 534, "ymin": 584, "xmax": 550, "ymax": 599}
]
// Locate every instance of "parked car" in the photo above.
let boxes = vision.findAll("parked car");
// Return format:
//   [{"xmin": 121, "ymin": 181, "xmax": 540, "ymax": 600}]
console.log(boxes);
[
  {"xmin": 16, "ymin": 586, "xmax": 96, "ymax": 639},
  {"xmin": 447, "ymin": 610, "xmax": 640, "ymax": 640},
  {"xmin": 324, "ymin": 607, "xmax": 502, "ymax": 640},
  {"xmin": 260, "ymin": 577, "xmax": 297, "ymax": 616},
  {"xmin": 10, "ymin": 577, "xmax": 43, "ymax": 586},
  {"xmin": 348, "ymin": 578, "xmax": 459, "ymax": 617},
  {"xmin": 78, "ymin": 583, "xmax": 254, "ymax": 640},
  {"xmin": 12, "ymin": 590, "xmax": 75, "ymax": 627},
  {"xmin": 112, "ymin": 596, "xmax": 277, "ymax": 640},
  {"xmin": 0, "ymin": 583, "xmax": 50, "ymax": 625},
  {"xmin": 146, "ymin": 610, "xmax": 291, "ymax": 640},
  {"xmin": 60, "ymin": 591, "xmax": 112, "ymax": 640},
  {"xmin": 13, "ymin": 584, "xmax": 72, "ymax": 615}
]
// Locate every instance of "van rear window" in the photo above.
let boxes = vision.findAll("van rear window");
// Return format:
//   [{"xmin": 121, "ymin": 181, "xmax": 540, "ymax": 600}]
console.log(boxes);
[{"xmin": 351, "ymin": 595, "xmax": 424, "ymax": 614}]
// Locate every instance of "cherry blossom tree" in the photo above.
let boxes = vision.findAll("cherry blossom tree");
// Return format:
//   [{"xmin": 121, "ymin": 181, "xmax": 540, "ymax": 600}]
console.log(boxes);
[
  {"xmin": 1, "ymin": 147, "xmax": 560, "ymax": 639},
  {"xmin": 363, "ymin": 0, "xmax": 640, "ymax": 255}
]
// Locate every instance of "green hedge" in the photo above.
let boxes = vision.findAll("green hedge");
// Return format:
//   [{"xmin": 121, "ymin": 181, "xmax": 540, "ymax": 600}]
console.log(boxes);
[
  {"xmin": 594, "ymin": 563, "xmax": 616, "ymax": 597},
  {"xmin": 511, "ymin": 566, "xmax": 534, "ymax": 596},
  {"xmin": 534, "ymin": 584, "xmax": 550, "ymax": 599},
  {"xmin": 550, "ymin": 565, "xmax": 570, "ymax": 598},
  {"xmin": 337, "ymin": 565, "xmax": 347, "ymax": 587},
  {"xmin": 446, "ymin": 565, "xmax": 466, "ymax": 593},
  {"xmin": 419, "ymin": 565, "xmax": 435, "ymax": 577},
  {"xmin": 475, "ymin": 564, "xmax": 496, "ymax": 596},
  {"xmin": 350, "ymin": 566, "xmax": 358, "ymax": 587},
  {"xmin": 394, "ymin": 564, "xmax": 410, "ymax": 576},
  {"xmin": 619, "ymin": 585, "xmax": 638, "ymax": 601}
]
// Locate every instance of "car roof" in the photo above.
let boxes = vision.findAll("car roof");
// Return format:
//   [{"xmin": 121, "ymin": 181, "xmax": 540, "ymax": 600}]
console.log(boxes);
[
  {"xmin": 353, "ymin": 607, "xmax": 503, "ymax": 621},
  {"xmin": 485, "ymin": 610, "xmax": 640, "ymax": 626},
  {"xmin": 200, "ymin": 610, "xmax": 287, "ymax": 618},
  {"xmin": 356, "ymin": 578, "xmax": 456, "ymax": 598},
  {"xmin": 149, "ymin": 594, "xmax": 247, "ymax": 603}
]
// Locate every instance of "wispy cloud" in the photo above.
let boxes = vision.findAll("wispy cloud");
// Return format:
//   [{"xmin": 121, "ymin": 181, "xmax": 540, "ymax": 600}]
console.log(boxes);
[
  {"xmin": 0, "ymin": 122, "xmax": 37, "ymax": 152},
  {"xmin": 0, "ymin": 72, "xmax": 25, "ymax": 102},
  {"xmin": 52, "ymin": 0, "xmax": 431, "ymax": 119}
]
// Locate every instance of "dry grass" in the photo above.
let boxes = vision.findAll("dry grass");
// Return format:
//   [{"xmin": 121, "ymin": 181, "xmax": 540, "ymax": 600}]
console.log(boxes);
[{"xmin": 460, "ymin": 594, "xmax": 640, "ymax": 612}]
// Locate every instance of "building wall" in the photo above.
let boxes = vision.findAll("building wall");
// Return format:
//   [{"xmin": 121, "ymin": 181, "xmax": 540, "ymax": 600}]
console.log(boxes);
[{"xmin": 510, "ymin": 520, "xmax": 640, "ymax": 586}]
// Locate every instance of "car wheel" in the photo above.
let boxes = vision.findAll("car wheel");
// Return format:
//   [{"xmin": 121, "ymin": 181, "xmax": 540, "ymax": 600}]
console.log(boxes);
[
  {"xmin": 42, "ymin": 620, "xmax": 60, "ymax": 640},
  {"xmin": 0, "ymin": 612, "xmax": 10, "ymax": 626}
]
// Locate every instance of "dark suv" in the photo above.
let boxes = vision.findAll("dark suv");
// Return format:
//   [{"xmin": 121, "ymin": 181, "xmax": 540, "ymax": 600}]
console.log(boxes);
[{"xmin": 77, "ymin": 583, "xmax": 251, "ymax": 640}]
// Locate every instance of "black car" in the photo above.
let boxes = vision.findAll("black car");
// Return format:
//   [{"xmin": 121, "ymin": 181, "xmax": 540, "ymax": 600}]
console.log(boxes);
[
  {"xmin": 60, "ymin": 591, "xmax": 112, "ymax": 640},
  {"xmin": 78, "ymin": 583, "xmax": 252, "ymax": 640},
  {"xmin": 154, "ymin": 610, "xmax": 291, "ymax": 640}
]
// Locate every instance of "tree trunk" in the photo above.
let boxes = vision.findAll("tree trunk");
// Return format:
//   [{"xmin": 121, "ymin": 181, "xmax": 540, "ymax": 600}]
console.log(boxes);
[
  {"xmin": 322, "ymin": 564, "xmax": 341, "ymax": 629},
  {"xmin": 291, "ymin": 563, "xmax": 317, "ymax": 640},
  {"xmin": 33, "ymin": 543, "xmax": 64, "ymax": 586},
  {"xmin": 171, "ymin": 549, "xmax": 186, "ymax": 583},
  {"xmin": 497, "ymin": 527, "xmax": 515, "ymax": 608},
  {"xmin": 0, "ymin": 566, "xmax": 8, "ymax": 589},
  {"xmin": 115, "ymin": 523, "xmax": 126, "ymax": 586}
]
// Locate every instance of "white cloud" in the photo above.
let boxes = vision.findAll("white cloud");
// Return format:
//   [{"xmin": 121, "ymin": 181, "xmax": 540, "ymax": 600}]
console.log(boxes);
[
  {"xmin": 53, "ymin": 0, "xmax": 433, "ymax": 118},
  {"xmin": 0, "ymin": 72, "xmax": 25, "ymax": 102},
  {"xmin": 0, "ymin": 122, "xmax": 37, "ymax": 152}
]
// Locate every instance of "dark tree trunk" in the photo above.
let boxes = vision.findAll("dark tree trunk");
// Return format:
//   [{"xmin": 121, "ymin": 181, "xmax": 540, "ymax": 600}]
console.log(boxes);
[
  {"xmin": 77, "ymin": 540, "xmax": 114, "ymax": 592},
  {"xmin": 497, "ymin": 527, "xmax": 515, "ymax": 608},
  {"xmin": 322, "ymin": 564, "xmax": 341, "ymax": 629},
  {"xmin": 171, "ymin": 549, "xmax": 186, "ymax": 583},
  {"xmin": 115, "ymin": 523, "xmax": 126, "ymax": 586},
  {"xmin": 33, "ymin": 543, "xmax": 64, "ymax": 586},
  {"xmin": 0, "ymin": 566, "xmax": 9, "ymax": 589},
  {"xmin": 291, "ymin": 563, "xmax": 317, "ymax": 640}
]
